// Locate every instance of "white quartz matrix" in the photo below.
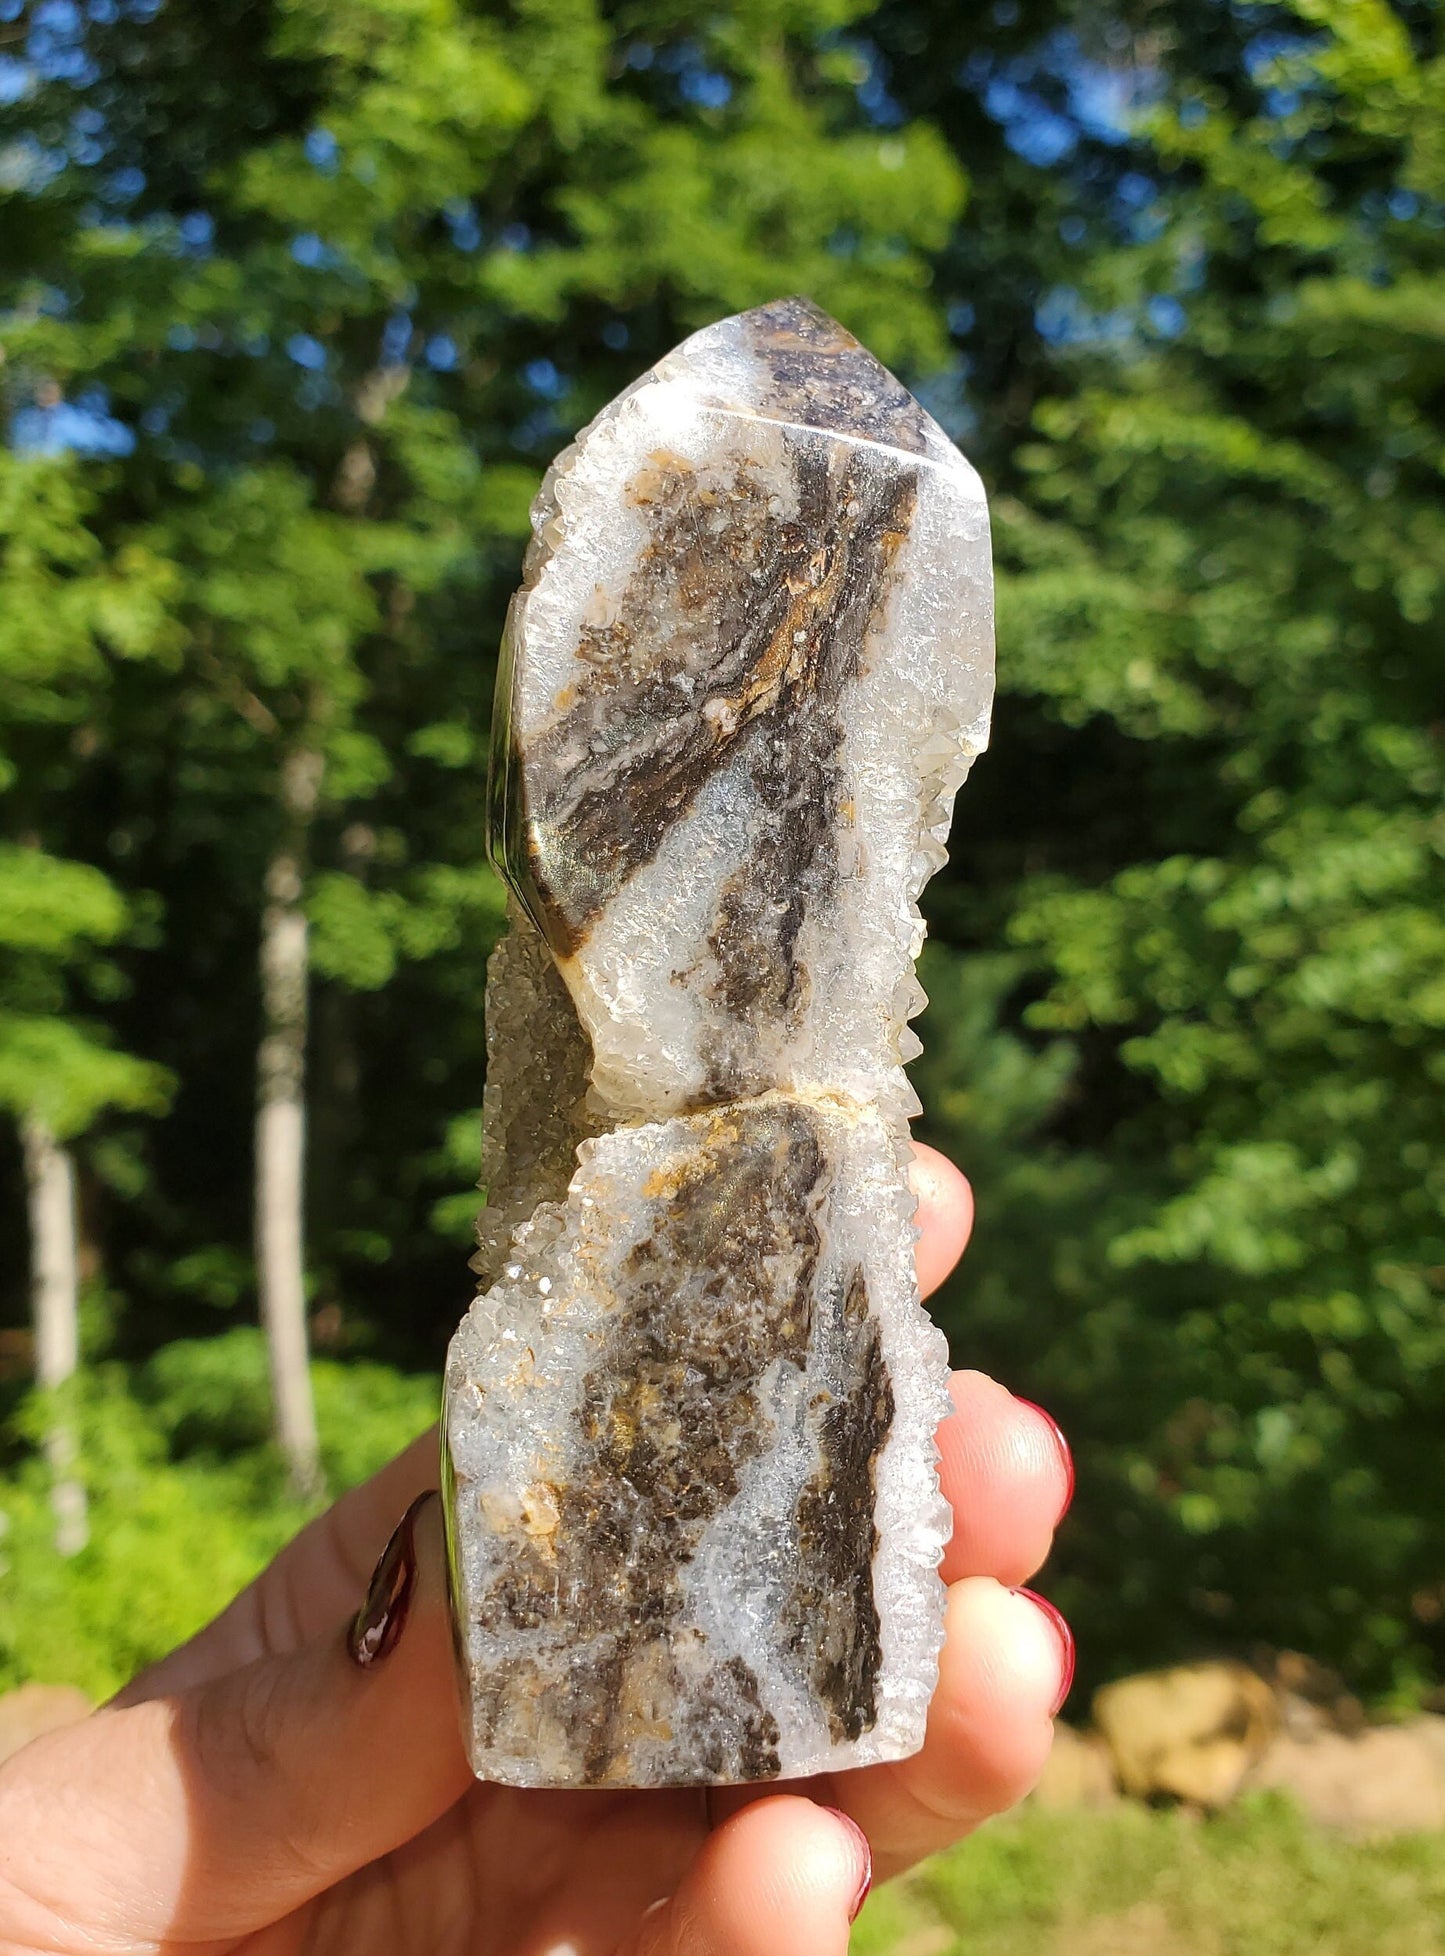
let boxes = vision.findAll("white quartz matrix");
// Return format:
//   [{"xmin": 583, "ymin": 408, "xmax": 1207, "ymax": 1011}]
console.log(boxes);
[{"xmin": 444, "ymin": 298, "xmax": 995, "ymax": 1788}]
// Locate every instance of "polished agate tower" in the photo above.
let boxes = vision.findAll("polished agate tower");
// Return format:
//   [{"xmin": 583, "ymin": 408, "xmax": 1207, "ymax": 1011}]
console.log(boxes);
[{"xmin": 443, "ymin": 299, "xmax": 994, "ymax": 1788}]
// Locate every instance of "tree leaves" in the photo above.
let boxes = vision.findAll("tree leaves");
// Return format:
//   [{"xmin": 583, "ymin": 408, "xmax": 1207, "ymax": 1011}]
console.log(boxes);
[
  {"xmin": 909, "ymin": 1, "xmax": 1445, "ymax": 1696},
  {"xmin": 1, "ymin": 0, "xmax": 1440, "ymax": 1702},
  {"xmin": 0, "ymin": 1014, "xmax": 170, "ymax": 1140}
]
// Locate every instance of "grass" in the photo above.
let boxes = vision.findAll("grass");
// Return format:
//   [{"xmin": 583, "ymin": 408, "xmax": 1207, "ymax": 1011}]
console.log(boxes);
[{"xmin": 853, "ymin": 1794, "xmax": 1445, "ymax": 1956}]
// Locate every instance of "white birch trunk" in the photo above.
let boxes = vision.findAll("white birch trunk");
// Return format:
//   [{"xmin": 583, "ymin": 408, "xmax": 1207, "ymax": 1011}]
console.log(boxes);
[
  {"xmin": 22, "ymin": 1115, "xmax": 89, "ymax": 1556},
  {"xmin": 256, "ymin": 747, "xmax": 324, "ymax": 1498}
]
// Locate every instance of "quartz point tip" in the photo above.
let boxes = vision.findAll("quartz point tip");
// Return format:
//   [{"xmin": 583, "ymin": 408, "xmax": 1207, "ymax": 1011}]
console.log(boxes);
[{"xmin": 445, "ymin": 297, "xmax": 995, "ymax": 1789}]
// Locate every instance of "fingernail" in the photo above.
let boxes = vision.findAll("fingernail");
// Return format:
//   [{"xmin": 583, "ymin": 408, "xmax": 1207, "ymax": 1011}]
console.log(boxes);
[
  {"xmin": 820, "ymin": 1806, "xmax": 873, "ymax": 1923},
  {"xmin": 1017, "ymin": 1397, "xmax": 1075, "ymax": 1522},
  {"xmin": 348, "ymin": 1491, "xmax": 435, "ymax": 1668},
  {"xmin": 1014, "ymin": 1587, "xmax": 1075, "ymax": 1715}
]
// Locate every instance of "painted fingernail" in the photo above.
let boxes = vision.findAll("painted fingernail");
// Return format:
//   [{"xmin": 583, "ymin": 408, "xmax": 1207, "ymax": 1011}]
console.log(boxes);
[
  {"xmin": 821, "ymin": 1806, "xmax": 873, "ymax": 1923},
  {"xmin": 1017, "ymin": 1397, "xmax": 1075, "ymax": 1522},
  {"xmin": 1014, "ymin": 1587, "xmax": 1075, "ymax": 1715},
  {"xmin": 348, "ymin": 1491, "xmax": 435, "ymax": 1668}
]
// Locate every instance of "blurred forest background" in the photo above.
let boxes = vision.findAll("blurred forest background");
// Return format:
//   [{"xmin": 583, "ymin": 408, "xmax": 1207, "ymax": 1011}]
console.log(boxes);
[{"xmin": 0, "ymin": 0, "xmax": 1440, "ymax": 1715}]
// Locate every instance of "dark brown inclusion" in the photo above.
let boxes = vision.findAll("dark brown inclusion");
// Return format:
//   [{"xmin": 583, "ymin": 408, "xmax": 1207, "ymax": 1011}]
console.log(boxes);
[
  {"xmin": 782, "ymin": 1267, "xmax": 893, "ymax": 1741},
  {"xmin": 469, "ymin": 1100, "xmax": 894, "ymax": 1783},
  {"xmin": 740, "ymin": 296, "xmax": 936, "ymax": 456},
  {"xmin": 488, "ymin": 424, "xmax": 917, "ymax": 993}
]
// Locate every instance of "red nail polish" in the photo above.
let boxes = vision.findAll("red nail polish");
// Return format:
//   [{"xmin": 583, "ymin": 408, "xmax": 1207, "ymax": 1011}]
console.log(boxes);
[
  {"xmin": 1017, "ymin": 1397, "xmax": 1075, "ymax": 1523},
  {"xmin": 348, "ymin": 1491, "xmax": 435, "ymax": 1668},
  {"xmin": 1014, "ymin": 1587, "xmax": 1076, "ymax": 1715},
  {"xmin": 821, "ymin": 1806, "xmax": 873, "ymax": 1923}
]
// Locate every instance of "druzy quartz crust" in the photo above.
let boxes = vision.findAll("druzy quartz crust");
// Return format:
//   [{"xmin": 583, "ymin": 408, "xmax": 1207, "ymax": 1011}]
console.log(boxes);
[{"xmin": 444, "ymin": 299, "xmax": 995, "ymax": 1789}]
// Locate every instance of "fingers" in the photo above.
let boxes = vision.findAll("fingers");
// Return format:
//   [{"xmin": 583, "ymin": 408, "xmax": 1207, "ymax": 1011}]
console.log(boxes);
[
  {"xmin": 829, "ymin": 1577, "xmax": 1069, "ymax": 1877},
  {"xmin": 0, "ymin": 1496, "xmax": 472, "ymax": 1950},
  {"xmin": 729, "ymin": 1371, "xmax": 1076, "ymax": 1881},
  {"xmin": 909, "ymin": 1142, "xmax": 973, "ymax": 1298},
  {"xmin": 936, "ymin": 1371, "xmax": 1073, "ymax": 1586},
  {"xmin": 629, "ymin": 1796, "xmax": 869, "ymax": 1956}
]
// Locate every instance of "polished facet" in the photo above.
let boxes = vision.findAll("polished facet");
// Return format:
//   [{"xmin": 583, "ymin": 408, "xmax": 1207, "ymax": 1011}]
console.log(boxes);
[{"xmin": 446, "ymin": 298, "xmax": 994, "ymax": 1789}]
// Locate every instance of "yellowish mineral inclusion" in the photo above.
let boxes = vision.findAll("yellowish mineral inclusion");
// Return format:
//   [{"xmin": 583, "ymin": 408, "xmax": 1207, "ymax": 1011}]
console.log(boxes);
[{"xmin": 443, "ymin": 298, "xmax": 994, "ymax": 1789}]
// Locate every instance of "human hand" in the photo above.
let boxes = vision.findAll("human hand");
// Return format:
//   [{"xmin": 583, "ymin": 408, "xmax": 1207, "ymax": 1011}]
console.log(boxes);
[{"xmin": 0, "ymin": 1145, "xmax": 1073, "ymax": 1955}]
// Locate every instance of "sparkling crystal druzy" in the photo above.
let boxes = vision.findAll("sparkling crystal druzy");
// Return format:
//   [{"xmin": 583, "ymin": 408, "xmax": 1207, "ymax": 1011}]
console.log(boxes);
[{"xmin": 444, "ymin": 298, "xmax": 995, "ymax": 1788}]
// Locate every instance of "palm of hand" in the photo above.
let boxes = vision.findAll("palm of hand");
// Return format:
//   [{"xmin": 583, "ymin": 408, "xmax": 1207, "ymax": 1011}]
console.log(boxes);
[{"xmin": 277, "ymin": 1782, "xmax": 717, "ymax": 1953}]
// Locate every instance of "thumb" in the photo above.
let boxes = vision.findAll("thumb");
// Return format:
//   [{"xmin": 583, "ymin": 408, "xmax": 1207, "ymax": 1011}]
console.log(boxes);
[
  {"xmin": 630, "ymin": 1796, "xmax": 872, "ymax": 1956},
  {"xmin": 0, "ymin": 1493, "xmax": 472, "ymax": 1951}
]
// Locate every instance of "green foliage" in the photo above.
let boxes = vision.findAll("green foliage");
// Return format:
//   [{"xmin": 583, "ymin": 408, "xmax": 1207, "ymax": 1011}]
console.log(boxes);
[
  {"xmin": 0, "ymin": 847, "xmax": 128, "ymax": 957},
  {"xmin": 308, "ymin": 860, "xmax": 507, "ymax": 991},
  {"xmin": 0, "ymin": 845, "xmax": 170, "ymax": 1137},
  {"xmin": 0, "ymin": 453, "xmax": 180, "ymax": 718},
  {"xmin": 853, "ymin": 1796, "xmax": 1445, "ymax": 1956},
  {"xmin": 0, "ymin": 1330, "xmax": 434, "ymax": 1699},
  {"xmin": 881, "ymin": 0, "xmax": 1444, "ymax": 1701},
  {"xmin": 0, "ymin": 1014, "xmax": 170, "ymax": 1141},
  {"xmin": 0, "ymin": 0, "xmax": 1439, "ymax": 1712},
  {"xmin": 0, "ymin": 448, "xmax": 175, "ymax": 1138},
  {"xmin": 0, "ymin": 0, "xmax": 971, "ymax": 1352}
]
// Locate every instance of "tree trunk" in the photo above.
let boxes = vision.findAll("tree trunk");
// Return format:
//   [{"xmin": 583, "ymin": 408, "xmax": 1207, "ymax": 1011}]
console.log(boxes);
[
  {"xmin": 21, "ymin": 1115, "xmax": 89, "ymax": 1556},
  {"xmin": 256, "ymin": 747, "xmax": 325, "ymax": 1498}
]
